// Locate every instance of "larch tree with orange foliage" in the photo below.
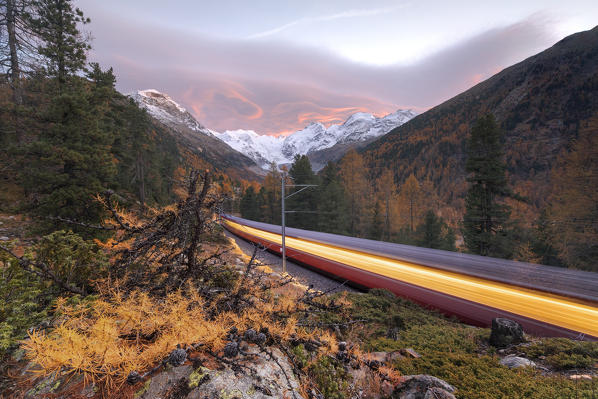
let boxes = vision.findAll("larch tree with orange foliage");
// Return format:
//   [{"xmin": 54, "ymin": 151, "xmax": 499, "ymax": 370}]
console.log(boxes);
[
  {"xmin": 399, "ymin": 173, "xmax": 422, "ymax": 232},
  {"xmin": 340, "ymin": 150, "xmax": 370, "ymax": 236},
  {"xmin": 548, "ymin": 115, "xmax": 598, "ymax": 271},
  {"xmin": 376, "ymin": 169, "xmax": 397, "ymax": 241}
]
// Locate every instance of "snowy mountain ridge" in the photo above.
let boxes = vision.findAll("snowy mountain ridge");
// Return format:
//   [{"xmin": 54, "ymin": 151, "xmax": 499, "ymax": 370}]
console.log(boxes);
[
  {"xmin": 131, "ymin": 89, "xmax": 417, "ymax": 170},
  {"xmin": 215, "ymin": 109, "xmax": 417, "ymax": 169}
]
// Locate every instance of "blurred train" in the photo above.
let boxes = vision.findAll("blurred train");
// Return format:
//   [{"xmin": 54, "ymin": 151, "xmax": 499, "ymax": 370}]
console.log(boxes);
[{"xmin": 222, "ymin": 214, "xmax": 598, "ymax": 340}]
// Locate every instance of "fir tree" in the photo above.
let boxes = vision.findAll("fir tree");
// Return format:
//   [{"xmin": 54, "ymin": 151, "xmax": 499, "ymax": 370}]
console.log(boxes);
[
  {"xmin": 261, "ymin": 163, "xmax": 281, "ymax": 224},
  {"xmin": 462, "ymin": 114, "xmax": 512, "ymax": 257},
  {"xmin": 240, "ymin": 186, "xmax": 260, "ymax": 221},
  {"xmin": 31, "ymin": 0, "xmax": 90, "ymax": 87},
  {"xmin": 417, "ymin": 210, "xmax": 456, "ymax": 251},
  {"xmin": 22, "ymin": 86, "xmax": 115, "ymax": 231},
  {"xmin": 316, "ymin": 162, "xmax": 348, "ymax": 234},
  {"xmin": 287, "ymin": 155, "xmax": 318, "ymax": 229},
  {"xmin": 368, "ymin": 200, "xmax": 384, "ymax": 240}
]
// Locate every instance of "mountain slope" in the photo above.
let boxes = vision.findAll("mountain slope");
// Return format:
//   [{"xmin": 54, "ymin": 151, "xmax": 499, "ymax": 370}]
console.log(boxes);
[
  {"xmin": 362, "ymin": 26, "xmax": 598, "ymax": 213},
  {"xmin": 132, "ymin": 90, "xmax": 264, "ymax": 179},
  {"xmin": 214, "ymin": 109, "xmax": 416, "ymax": 170}
]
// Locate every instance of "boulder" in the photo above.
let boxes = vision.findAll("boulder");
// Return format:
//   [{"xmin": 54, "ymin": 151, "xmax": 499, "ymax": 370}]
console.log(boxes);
[
  {"xmin": 137, "ymin": 346, "xmax": 304, "ymax": 399},
  {"xmin": 424, "ymin": 387, "xmax": 457, "ymax": 399},
  {"xmin": 393, "ymin": 374, "xmax": 456, "ymax": 399},
  {"xmin": 500, "ymin": 355, "xmax": 536, "ymax": 369},
  {"xmin": 489, "ymin": 318, "xmax": 524, "ymax": 347}
]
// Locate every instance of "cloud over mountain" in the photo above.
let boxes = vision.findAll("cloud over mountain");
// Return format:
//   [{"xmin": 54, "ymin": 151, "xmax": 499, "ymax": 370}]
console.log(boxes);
[{"xmin": 82, "ymin": 3, "xmax": 558, "ymax": 135}]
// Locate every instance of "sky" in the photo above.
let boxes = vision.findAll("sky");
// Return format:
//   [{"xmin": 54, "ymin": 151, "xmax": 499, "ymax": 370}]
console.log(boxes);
[{"xmin": 76, "ymin": 0, "xmax": 597, "ymax": 135}]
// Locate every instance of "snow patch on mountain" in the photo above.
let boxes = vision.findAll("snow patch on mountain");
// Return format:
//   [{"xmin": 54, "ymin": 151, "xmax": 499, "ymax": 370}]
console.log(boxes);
[
  {"xmin": 212, "ymin": 130, "xmax": 287, "ymax": 169},
  {"xmin": 131, "ymin": 89, "xmax": 215, "ymax": 136}
]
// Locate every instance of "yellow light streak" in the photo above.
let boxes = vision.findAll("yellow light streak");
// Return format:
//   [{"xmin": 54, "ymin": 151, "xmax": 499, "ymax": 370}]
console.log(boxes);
[{"xmin": 225, "ymin": 220, "xmax": 598, "ymax": 337}]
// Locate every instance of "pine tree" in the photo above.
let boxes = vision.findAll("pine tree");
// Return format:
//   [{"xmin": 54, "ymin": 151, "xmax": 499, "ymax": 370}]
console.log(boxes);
[
  {"xmin": 462, "ymin": 114, "xmax": 512, "ymax": 257},
  {"xmin": 531, "ymin": 209, "xmax": 563, "ymax": 267},
  {"xmin": 256, "ymin": 187, "xmax": 267, "ymax": 222},
  {"xmin": 368, "ymin": 200, "xmax": 384, "ymax": 240},
  {"xmin": 261, "ymin": 163, "xmax": 281, "ymax": 224},
  {"xmin": 31, "ymin": 0, "xmax": 90, "ymax": 87},
  {"xmin": 287, "ymin": 155, "xmax": 318, "ymax": 229},
  {"xmin": 316, "ymin": 162, "xmax": 348, "ymax": 234},
  {"xmin": 240, "ymin": 186, "xmax": 260, "ymax": 221},
  {"xmin": 417, "ymin": 210, "xmax": 456, "ymax": 251},
  {"xmin": 22, "ymin": 85, "xmax": 116, "ymax": 232}
]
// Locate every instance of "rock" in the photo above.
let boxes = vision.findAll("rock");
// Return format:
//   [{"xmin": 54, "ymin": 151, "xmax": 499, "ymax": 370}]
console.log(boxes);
[
  {"xmin": 255, "ymin": 332, "xmax": 267, "ymax": 345},
  {"xmin": 0, "ymin": 236, "xmax": 9, "ymax": 241},
  {"xmin": 168, "ymin": 347, "xmax": 188, "ymax": 366},
  {"xmin": 489, "ymin": 318, "xmax": 524, "ymax": 348},
  {"xmin": 401, "ymin": 348, "xmax": 421, "ymax": 358},
  {"xmin": 393, "ymin": 374, "xmax": 456, "ymax": 399},
  {"xmin": 388, "ymin": 350, "xmax": 405, "ymax": 362},
  {"xmin": 244, "ymin": 328, "xmax": 258, "ymax": 342},
  {"xmin": 570, "ymin": 374, "xmax": 593, "ymax": 380},
  {"xmin": 186, "ymin": 346, "xmax": 305, "ymax": 399},
  {"xmin": 136, "ymin": 346, "xmax": 305, "ymax": 398},
  {"xmin": 223, "ymin": 341, "xmax": 239, "ymax": 358},
  {"xmin": 382, "ymin": 380, "xmax": 395, "ymax": 396},
  {"xmin": 126, "ymin": 371, "xmax": 142, "ymax": 385},
  {"xmin": 138, "ymin": 365, "xmax": 193, "ymax": 399},
  {"xmin": 500, "ymin": 355, "xmax": 536, "ymax": 369},
  {"xmin": 25, "ymin": 372, "xmax": 61, "ymax": 398},
  {"xmin": 338, "ymin": 341, "xmax": 347, "ymax": 351},
  {"xmin": 424, "ymin": 387, "xmax": 456, "ymax": 399},
  {"xmin": 368, "ymin": 352, "xmax": 389, "ymax": 363}
]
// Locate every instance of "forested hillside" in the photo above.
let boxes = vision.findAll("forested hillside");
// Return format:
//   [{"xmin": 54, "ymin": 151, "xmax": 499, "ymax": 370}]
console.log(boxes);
[{"xmin": 363, "ymin": 26, "xmax": 598, "ymax": 214}]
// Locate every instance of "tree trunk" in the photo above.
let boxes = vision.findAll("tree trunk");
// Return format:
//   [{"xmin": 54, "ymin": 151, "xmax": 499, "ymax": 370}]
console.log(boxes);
[
  {"xmin": 136, "ymin": 151, "xmax": 145, "ymax": 205},
  {"xmin": 6, "ymin": 0, "xmax": 23, "ymax": 105}
]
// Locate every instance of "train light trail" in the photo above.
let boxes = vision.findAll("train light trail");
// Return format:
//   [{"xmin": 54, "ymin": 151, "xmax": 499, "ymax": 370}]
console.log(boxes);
[{"xmin": 224, "ymin": 219, "xmax": 598, "ymax": 338}]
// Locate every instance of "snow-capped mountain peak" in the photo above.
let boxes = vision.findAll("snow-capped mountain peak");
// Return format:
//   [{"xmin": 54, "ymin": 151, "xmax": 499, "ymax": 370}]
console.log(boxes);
[
  {"xmin": 216, "ymin": 109, "xmax": 417, "ymax": 169},
  {"xmin": 131, "ymin": 89, "xmax": 214, "ymax": 136},
  {"xmin": 130, "ymin": 88, "xmax": 416, "ymax": 171},
  {"xmin": 212, "ymin": 130, "xmax": 287, "ymax": 169}
]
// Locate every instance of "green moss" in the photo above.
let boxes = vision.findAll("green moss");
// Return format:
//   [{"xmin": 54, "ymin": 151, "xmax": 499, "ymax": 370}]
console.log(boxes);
[
  {"xmin": 26, "ymin": 372, "xmax": 60, "ymax": 396},
  {"xmin": 392, "ymin": 353, "xmax": 595, "ymax": 399},
  {"xmin": 308, "ymin": 356, "xmax": 351, "ymax": 399},
  {"xmin": 134, "ymin": 378, "xmax": 151, "ymax": 398},
  {"xmin": 521, "ymin": 338, "xmax": 598, "ymax": 370},
  {"xmin": 291, "ymin": 344, "xmax": 309, "ymax": 369},
  {"xmin": 188, "ymin": 366, "xmax": 210, "ymax": 389},
  {"xmin": 219, "ymin": 388, "xmax": 244, "ymax": 398}
]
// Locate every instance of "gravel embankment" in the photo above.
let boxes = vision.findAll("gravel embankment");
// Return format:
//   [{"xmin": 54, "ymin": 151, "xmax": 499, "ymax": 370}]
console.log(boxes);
[{"xmin": 225, "ymin": 230, "xmax": 357, "ymax": 293}]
